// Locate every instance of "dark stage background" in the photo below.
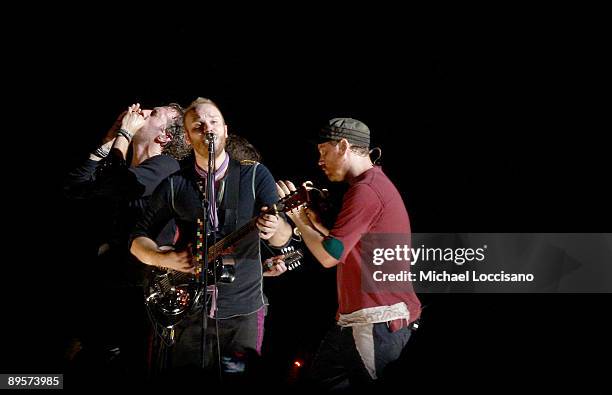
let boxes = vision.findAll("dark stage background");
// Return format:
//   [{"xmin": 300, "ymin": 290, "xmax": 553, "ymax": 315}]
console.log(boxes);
[{"xmin": 3, "ymin": 14, "xmax": 609, "ymax": 392}]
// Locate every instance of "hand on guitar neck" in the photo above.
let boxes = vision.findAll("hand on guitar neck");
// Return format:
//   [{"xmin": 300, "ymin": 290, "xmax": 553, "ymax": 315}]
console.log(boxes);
[
  {"xmin": 256, "ymin": 204, "xmax": 282, "ymax": 241},
  {"xmin": 262, "ymin": 246, "xmax": 304, "ymax": 277},
  {"xmin": 277, "ymin": 180, "xmax": 330, "ymax": 236},
  {"xmin": 262, "ymin": 255, "xmax": 287, "ymax": 277}
]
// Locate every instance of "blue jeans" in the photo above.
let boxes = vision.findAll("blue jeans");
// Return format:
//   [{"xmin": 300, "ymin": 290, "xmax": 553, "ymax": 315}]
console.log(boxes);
[{"xmin": 309, "ymin": 322, "xmax": 412, "ymax": 392}]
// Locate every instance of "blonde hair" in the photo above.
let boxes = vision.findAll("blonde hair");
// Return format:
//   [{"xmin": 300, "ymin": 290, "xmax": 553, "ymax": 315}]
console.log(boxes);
[
  {"xmin": 185, "ymin": 97, "xmax": 221, "ymax": 114},
  {"xmin": 183, "ymin": 97, "xmax": 226, "ymax": 132}
]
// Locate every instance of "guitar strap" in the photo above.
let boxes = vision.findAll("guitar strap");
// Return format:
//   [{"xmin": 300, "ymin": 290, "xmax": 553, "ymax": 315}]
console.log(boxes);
[{"xmin": 220, "ymin": 159, "xmax": 242, "ymax": 236}]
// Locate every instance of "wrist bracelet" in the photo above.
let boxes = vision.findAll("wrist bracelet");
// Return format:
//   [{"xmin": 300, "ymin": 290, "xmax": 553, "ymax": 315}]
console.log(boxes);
[
  {"xmin": 117, "ymin": 128, "xmax": 133, "ymax": 142},
  {"xmin": 92, "ymin": 146, "xmax": 110, "ymax": 158}
]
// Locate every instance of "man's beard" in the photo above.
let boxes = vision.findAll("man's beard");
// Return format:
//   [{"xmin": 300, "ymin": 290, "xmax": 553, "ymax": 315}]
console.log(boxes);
[
  {"xmin": 196, "ymin": 134, "xmax": 226, "ymax": 159},
  {"xmin": 213, "ymin": 135, "xmax": 226, "ymax": 158}
]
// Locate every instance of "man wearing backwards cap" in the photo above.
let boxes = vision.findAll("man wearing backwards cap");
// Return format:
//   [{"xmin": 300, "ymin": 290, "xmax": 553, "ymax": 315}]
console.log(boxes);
[{"xmin": 277, "ymin": 117, "xmax": 421, "ymax": 390}]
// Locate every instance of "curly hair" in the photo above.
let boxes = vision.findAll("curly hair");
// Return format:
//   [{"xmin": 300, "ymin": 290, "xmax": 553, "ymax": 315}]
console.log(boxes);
[
  {"xmin": 160, "ymin": 103, "xmax": 191, "ymax": 160},
  {"xmin": 226, "ymin": 134, "xmax": 262, "ymax": 162}
]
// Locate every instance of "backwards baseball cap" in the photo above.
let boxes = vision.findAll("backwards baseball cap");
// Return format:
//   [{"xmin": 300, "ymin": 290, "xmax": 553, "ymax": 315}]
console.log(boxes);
[{"xmin": 316, "ymin": 117, "xmax": 370, "ymax": 148}]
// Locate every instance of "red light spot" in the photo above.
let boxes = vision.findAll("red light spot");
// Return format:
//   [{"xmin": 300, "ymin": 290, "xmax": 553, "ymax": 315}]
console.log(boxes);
[{"xmin": 294, "ymin": 360, "xmax": 302, "ymax": 368}]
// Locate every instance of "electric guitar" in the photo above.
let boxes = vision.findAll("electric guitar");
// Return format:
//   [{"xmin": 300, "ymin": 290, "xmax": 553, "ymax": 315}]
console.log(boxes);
[{"xmin": 144, "ymin": 181, "xmax": 320, "ymax": 328}]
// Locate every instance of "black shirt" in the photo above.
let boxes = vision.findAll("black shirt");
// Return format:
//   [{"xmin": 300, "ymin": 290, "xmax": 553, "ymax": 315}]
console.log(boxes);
[{"xmin": 64, "ymin": 154, "xmax": 181, "ymax": 284}]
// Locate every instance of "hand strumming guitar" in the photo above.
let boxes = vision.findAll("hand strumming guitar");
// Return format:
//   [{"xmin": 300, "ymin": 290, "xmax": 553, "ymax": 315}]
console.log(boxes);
[{"xmin": 155, "ymin": 245, "xmax": 196, "ymax": 274}]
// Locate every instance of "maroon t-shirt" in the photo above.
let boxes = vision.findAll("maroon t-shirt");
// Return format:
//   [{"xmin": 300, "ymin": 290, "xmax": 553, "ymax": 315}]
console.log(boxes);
[{"xmin": 329, "ymin": 166, "xmax": 421, "ymax": 323}]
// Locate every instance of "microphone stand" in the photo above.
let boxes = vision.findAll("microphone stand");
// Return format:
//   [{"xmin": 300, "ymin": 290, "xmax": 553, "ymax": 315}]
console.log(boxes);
[{"xmin": 200, "ymin": 132, "xmax": 217, "ymax": 371}]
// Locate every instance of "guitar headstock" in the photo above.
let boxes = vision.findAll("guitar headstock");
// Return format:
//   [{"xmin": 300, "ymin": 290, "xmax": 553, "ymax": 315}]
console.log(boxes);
[
  {"xmin": 277, "ymin": 181, "xmax": 327, "ymax": 213},
  {"xmin": 263, "ymin": 246, "xmax": 304, "ymax": 271},
  {"xmin": 281, "ymin": 246, "xmax": 303, "ymax": 271}
]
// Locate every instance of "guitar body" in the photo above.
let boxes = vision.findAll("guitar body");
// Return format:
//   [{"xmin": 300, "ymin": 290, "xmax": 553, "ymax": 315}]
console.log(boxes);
[
  {"xmin": 145, "ymin": 269, "xmax": 199, "ymax": 328},
  {"xmin": 144, "ymin": 255, "xmax": 235, "ymax": 328}
]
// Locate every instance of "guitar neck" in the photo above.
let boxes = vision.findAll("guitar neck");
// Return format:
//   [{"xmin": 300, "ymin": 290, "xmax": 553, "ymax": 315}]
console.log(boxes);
[
  {"xmin": 208, "ymin": 217, "xmax": 259, "ymax": 260},
  {"xmin": 204, "ymin": 183, "xmax": 313, "ymax": 261}
]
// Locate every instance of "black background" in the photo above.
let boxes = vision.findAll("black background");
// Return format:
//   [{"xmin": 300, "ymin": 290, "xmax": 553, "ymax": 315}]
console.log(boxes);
[{"xmin": 3, "ymin": 9, "xmax": 609, "ymax": 392}]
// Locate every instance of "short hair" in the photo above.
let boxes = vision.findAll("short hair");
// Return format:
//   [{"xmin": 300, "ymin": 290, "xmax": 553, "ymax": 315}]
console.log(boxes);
[
  {"xmin": 183, "ymin": 97, "xmax": 224, "ymax": 126},
  {"xmin": 349, "ymin": 145, "xmax": 369, "ymax": 157},
  {"xmin": 327, "ymin": 139, "xmax": 370, "ymax": 157}
]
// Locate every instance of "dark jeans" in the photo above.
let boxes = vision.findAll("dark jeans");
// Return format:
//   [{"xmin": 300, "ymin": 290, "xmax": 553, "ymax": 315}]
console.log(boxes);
[
  {"xmin": 309, "ymin": 322, "xmax": 412, "ymax": 392},
  {"xmin": 169, "ymin": 307, "xmax": 265, "ymax": 373}
]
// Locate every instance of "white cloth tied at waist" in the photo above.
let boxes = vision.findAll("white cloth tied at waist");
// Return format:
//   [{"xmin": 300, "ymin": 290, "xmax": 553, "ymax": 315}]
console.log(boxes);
[{"xmin": 337, "ymin": 302, "xmax": 410, "ymax": 327}]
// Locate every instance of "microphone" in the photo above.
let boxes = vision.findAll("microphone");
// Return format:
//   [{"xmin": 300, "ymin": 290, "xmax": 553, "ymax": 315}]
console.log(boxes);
[{"xmin": 204, "ymin": 132, "xmax": 217, "ymax": 143}]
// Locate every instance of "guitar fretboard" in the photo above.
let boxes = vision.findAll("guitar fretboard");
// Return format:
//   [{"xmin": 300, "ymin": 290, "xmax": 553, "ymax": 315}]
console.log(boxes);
[{"xmin": 208, "ymin": 217, "xmax": 259, "ymax": 260}]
